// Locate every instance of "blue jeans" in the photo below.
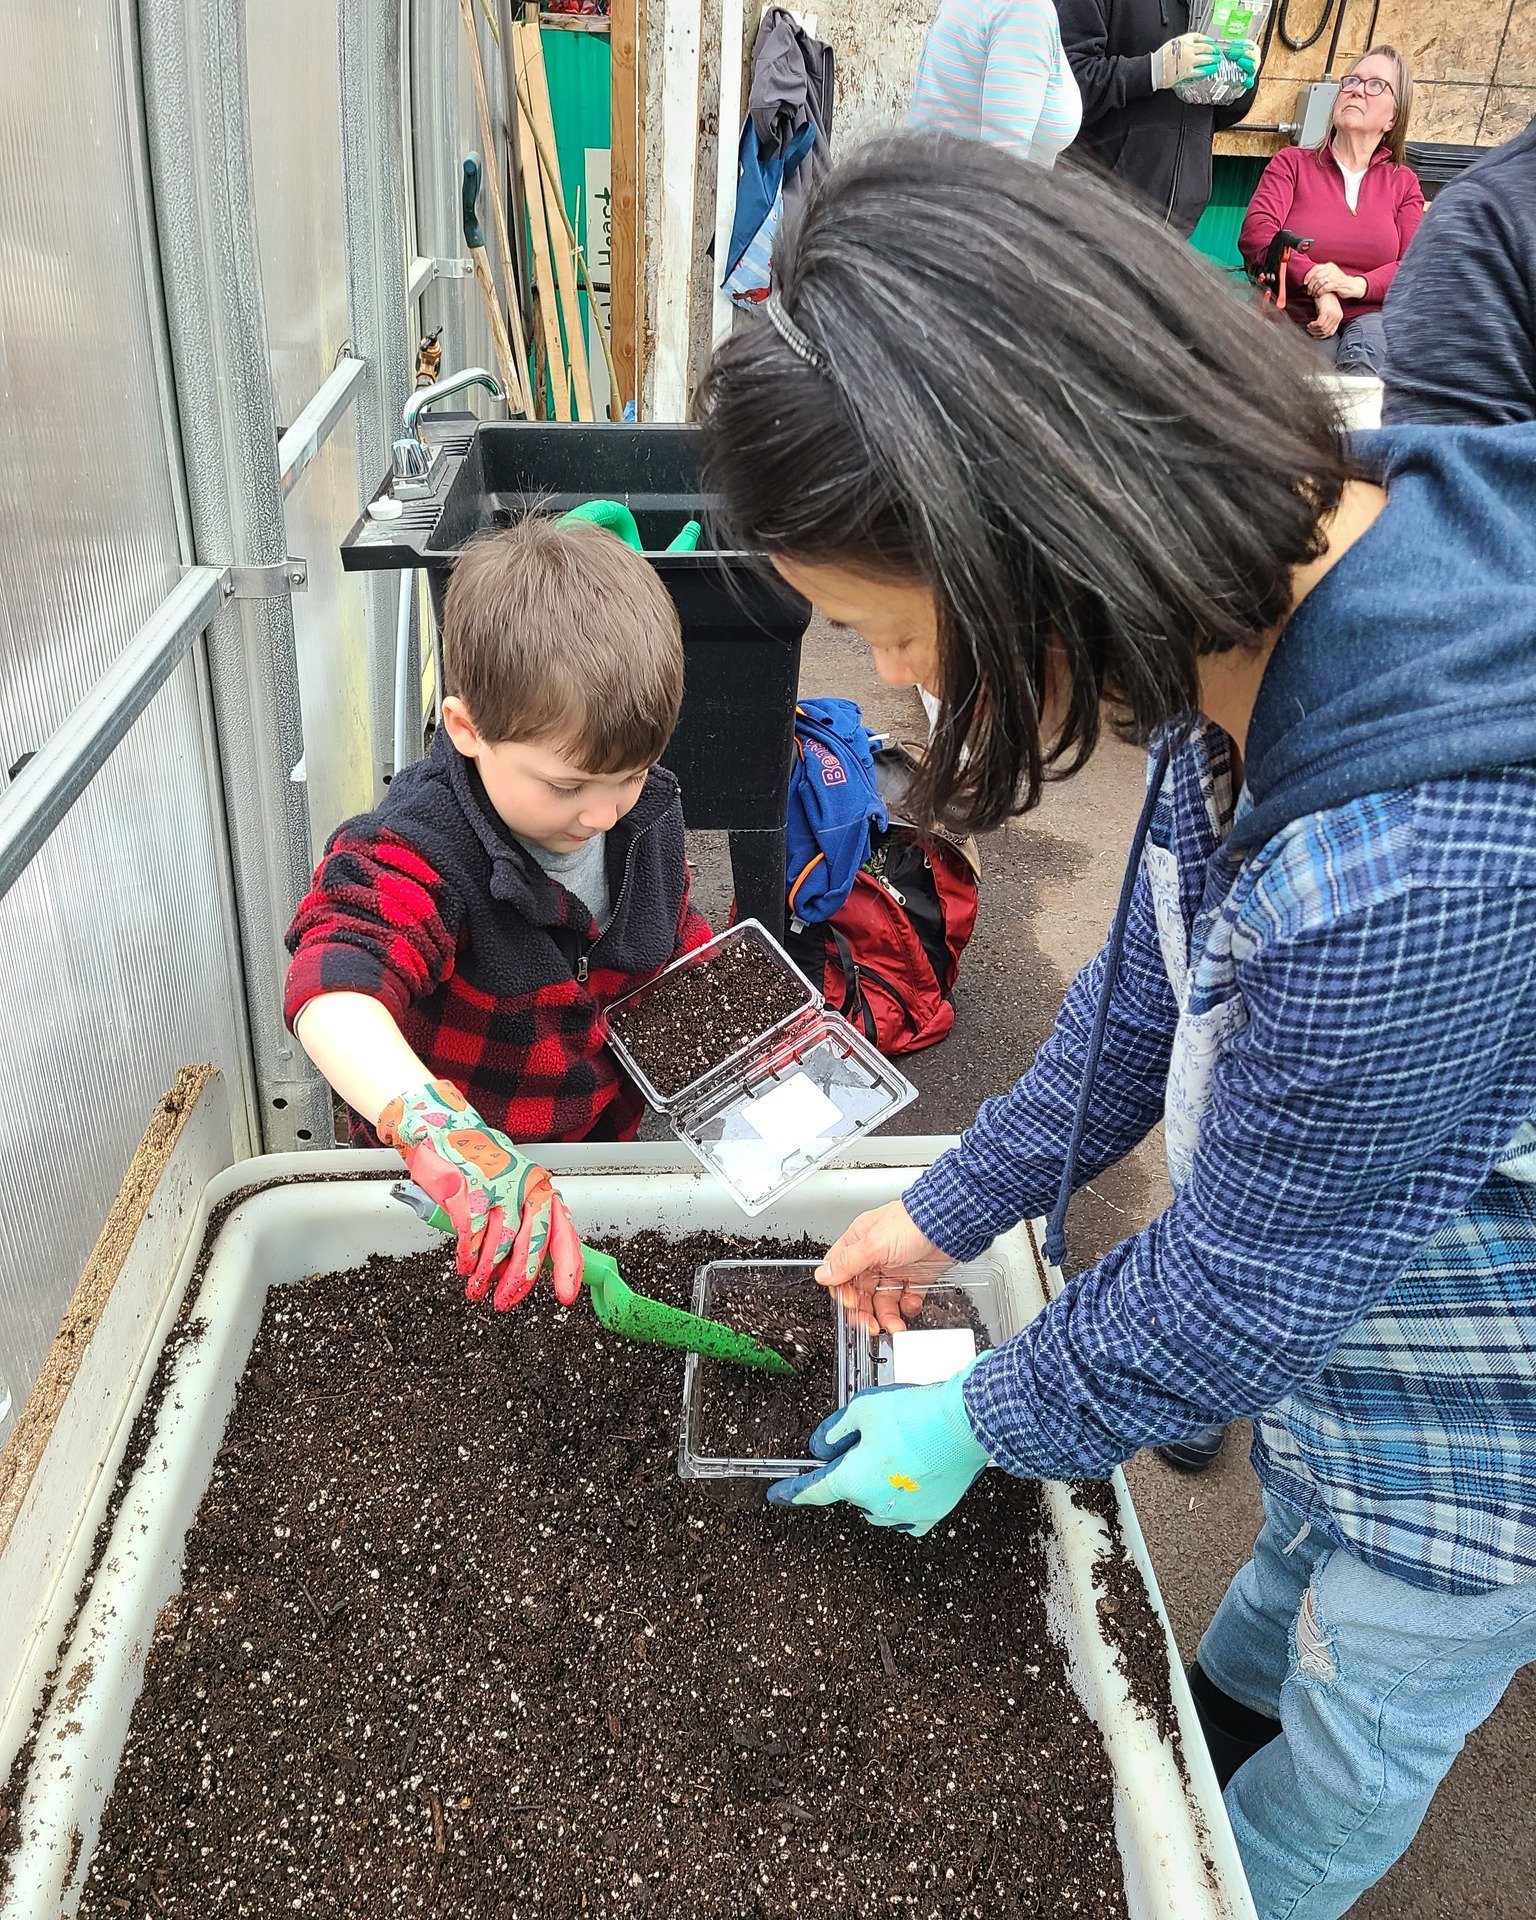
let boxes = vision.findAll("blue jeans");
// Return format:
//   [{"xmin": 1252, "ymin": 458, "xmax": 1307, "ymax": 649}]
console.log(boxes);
[
  {"xmin": 1198, "ymin": 1489, "xmax": 1536, "ymax": 1920},
  {"xmin": 1314, "ymin": 311, "xmax": 1387, "ymax": 376}
]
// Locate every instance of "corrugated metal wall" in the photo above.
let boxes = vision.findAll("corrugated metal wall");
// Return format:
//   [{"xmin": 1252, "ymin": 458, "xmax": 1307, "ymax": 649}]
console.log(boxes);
[
  {"xmin": 0, "ymin": 1, "xmax": 250, "ymax": 1421},
  {"xmin": 247, "ymin": 2, "xmax": 377, "ymax": 853}
]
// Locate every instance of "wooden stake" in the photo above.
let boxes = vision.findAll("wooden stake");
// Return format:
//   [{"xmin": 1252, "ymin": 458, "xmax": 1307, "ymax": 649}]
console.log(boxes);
[
  {"xmin": 458, "ymin": 0, "xmax": 535, "ymax": 418},
  {"xmin": 711, "ymin": 0, "xmax": 745, "ymax": 349},
  {"xmin": 653, "ymin": 0, "xmax": 703, "ymax": 419},
  {"xmin": 511, "ymin": 67, "xmax": 623, "ymax": 419},
  {"xmin": 609, "ymin": 0, "xmax": 639, "ymax": 412},
  {"xmin": 469, "ymin": 240, "xmax": 523, "ymax": 404},
  {"xmin": 463, "ymin": 154, "xmax": 523, "ymax": 402},
  {"xmin": 510, "ymin": 21, "xmax": 571, "ymax": 418},
  {"xmin": 516, "ymin": 14, "xmax": 595, "ymax": 421}
]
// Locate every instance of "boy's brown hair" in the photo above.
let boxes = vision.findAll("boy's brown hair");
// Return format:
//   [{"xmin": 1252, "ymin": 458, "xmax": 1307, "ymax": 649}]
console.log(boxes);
[{"xmin": 442, "ymin": 515, "xmax": 684, "ymax": 770}]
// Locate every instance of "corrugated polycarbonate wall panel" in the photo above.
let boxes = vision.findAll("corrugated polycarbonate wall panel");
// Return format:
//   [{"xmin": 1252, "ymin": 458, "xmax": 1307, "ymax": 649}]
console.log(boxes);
[
  {"xmin": 410, "ymin": 3, "xmax": 500, "ymax": 412},
  {"xmin": 0, "ymin": 3, "xmax": 186, "ymax": 742},
  {"xmin": 247, "ymin": 2, "xmax": 377, "ymax": 850},
  {"xmin": 0, "ymin": 4, "xmax": 249, "ymax": 1427},
  {"xmin": 0, "ymin": 664, "xmax": 248, "ymax": 1402}
]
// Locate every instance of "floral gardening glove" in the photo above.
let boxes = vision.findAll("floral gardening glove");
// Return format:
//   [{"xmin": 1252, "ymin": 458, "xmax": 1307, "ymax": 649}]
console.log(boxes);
[{"xmin": 377, "ymin": 1079, "xmax": 583, "ymax": 1311}]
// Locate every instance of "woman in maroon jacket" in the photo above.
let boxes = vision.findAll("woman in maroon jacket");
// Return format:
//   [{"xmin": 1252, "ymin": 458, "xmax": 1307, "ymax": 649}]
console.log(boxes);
[{"xmin": 1240, "ymin": 46, "xmax": 1424, "ymax": 374}]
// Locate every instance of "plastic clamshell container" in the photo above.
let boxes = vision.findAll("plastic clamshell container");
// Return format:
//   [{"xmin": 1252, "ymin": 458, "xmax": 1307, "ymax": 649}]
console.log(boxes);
[
  {"xmin": 606, "ymin": 919, "xmax": 917, "ymax": 1215},
  {"xmin": 846, "ymin": 1255, "xmax": 1008, "ymax": 1391},
  {"xmin": 678, "ymin": 1260, "xmax": 848, "ymax": 1481},
  {"xmin": 605, "ymin": 920, "xmax": 817, "ymax": 1108}
]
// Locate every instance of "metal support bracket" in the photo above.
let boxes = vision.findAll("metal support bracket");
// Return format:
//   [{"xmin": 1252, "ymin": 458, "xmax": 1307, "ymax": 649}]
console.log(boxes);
[
  {"xmin": 228, "ymin": 559, "xmax": 309, "ymax": 599},
  {"xmin": 276, "ymin": 353, "xmax": 368, "ymax": 494},
  {"xmin": 407, "ymin": 253, "xmax": 473, "ymax": 300}
]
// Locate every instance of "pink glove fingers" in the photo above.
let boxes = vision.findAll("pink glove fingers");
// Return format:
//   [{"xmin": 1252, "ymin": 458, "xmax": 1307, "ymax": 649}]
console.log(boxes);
[
  {"xmin": 463, "ymin": 1204, "xmax": 508, "ymax": 1301},
  {"xmin": 491, "ymin": 1259, "xmax": 539, "ymax": 1314},
  {"xmin": 546, "ymin": 1200, "xmax": 584, "ymax": 1307},
  {"xmin": 496, "ymin": 1201, "xmax": 548, "ymax": 1312}
]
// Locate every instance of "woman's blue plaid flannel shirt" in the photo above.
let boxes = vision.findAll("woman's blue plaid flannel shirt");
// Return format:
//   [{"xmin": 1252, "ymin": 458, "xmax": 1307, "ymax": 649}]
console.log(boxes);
[{"xmin": 907, "ymin": 723, "xmax": 1536, "ymax": 1595}]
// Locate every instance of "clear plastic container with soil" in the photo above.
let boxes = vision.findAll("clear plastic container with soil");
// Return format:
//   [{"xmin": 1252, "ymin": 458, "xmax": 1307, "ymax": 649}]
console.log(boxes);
[
  {"xmin": 605, "ymin": 921, "xmax": 817, "ymax": 1105},
  {"xmin": 605, "ymin": 921, "xmax": 917, "ymax": 1216},
  {"xmin": 846, "ymin": 1257, "xmax": 1007, "ymax": 1393},
  {"xmin": 678, "ymin": 1260, "xmax": 851, "ymax": 1480}
]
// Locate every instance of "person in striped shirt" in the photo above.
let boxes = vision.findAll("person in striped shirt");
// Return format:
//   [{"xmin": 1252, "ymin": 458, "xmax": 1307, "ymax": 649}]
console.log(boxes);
[{"xmin": 909, "ymin": 0, "xmax": 1082, "ymax": 167}]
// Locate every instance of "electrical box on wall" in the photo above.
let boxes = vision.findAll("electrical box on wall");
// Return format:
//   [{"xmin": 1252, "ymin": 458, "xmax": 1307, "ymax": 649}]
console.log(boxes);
[{"xmin": 1294, "ymin": 80, "xmax": 1340, "ymax": 145}]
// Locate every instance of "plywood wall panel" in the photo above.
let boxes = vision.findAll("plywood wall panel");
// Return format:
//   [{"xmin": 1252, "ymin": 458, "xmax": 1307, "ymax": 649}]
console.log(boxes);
[
  {"xmin": 1496, "ymin": 0, "xmax": 1536, "ymax": 85},
  {"xmin": 1480, "ymin": 81, "xmax": 1536, "ymax": 137},
  {"xmin": 1218, "ymin": 0, "xmax": 1519, "ymax": 153}
]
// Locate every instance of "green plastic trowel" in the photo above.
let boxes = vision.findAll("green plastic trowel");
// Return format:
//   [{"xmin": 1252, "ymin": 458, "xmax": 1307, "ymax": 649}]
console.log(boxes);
[{"xmin": 391, "ymin": 1182, "xmax": 792, "ymax": 1374}]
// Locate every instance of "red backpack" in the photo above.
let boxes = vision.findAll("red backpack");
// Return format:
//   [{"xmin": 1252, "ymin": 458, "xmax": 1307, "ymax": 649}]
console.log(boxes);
[{"xmin": 785, "ymin": 742, "xmax": 980, "ymax": 1056}]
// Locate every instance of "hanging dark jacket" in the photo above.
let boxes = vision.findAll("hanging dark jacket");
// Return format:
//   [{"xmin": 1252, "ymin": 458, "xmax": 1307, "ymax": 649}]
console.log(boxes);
[
  {"xmin": 1056, "ymin": 0, "xmax": 1257, "ymax": 235},
  {"xmin": 724, "ymin": 8, "xmax": 835, "ymax": 300}
]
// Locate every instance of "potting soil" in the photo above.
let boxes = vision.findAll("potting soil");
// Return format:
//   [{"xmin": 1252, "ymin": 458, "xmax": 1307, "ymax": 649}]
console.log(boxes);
[
  {"xmin": 1071, "ymin": 1477, "xmax": 1183, "ymax": 1752},
  {"xmin": 76, "ymin": 1228, "xmax": 1140, "ymax": 1919},
  {"xmin": 691, "ymin": 1267, "xmax": 837, "ymax": 1460},
  {"xmin": 608, "ymin": 936, "xmax": 810, "ymax": 1097}
]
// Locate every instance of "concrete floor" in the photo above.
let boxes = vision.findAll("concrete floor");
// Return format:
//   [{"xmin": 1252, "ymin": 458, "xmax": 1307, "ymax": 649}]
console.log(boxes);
[{"xmin": 690, "ymin": 617, "xmax": 1535, "ymax": 1920}]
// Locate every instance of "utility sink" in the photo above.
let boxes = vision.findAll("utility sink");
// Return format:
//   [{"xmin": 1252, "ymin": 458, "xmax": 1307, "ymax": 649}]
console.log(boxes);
[
  {"xmin": 427, "ymin": 423, "xmax": 705, "ymax": 554},
  {"xmin": 340, "ymin": 423, "xmax": 810, "ymax": 935}
]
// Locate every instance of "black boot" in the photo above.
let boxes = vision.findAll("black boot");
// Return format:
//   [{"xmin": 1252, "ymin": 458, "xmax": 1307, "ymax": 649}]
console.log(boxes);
[
  {"xmin": 1156, "ymin": 1425, "xmax": 1227, "ymax": 1473},
  {"xmin": 1186, "ymin": 1660, "xmax": 1282, "ymax": 1788}
]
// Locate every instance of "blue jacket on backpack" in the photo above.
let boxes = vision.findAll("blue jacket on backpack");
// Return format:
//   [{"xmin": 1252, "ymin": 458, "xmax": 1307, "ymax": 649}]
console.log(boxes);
[{"xmin": 785, "ymin": 699, "xmax": 887, "ymax": 923}]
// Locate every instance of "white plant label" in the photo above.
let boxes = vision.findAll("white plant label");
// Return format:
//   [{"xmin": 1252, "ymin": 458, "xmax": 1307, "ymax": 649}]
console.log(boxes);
[
  {"xmin": 584, "ymin": 147, "xmax": 613, "ymax": 418},
  {"xmin": 888, "ymin": 1327, "xmax": 977, "ymax": 1386},
  {"xmin": 740, "ymin": 1072, "xmax": 842, "ymax": 1156}
]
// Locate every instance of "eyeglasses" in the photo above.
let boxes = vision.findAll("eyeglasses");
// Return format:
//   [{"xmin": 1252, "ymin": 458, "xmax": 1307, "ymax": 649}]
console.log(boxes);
[{"xmin": 1339, "ymin": 73, "xmax": 1396, "ymax": 98}]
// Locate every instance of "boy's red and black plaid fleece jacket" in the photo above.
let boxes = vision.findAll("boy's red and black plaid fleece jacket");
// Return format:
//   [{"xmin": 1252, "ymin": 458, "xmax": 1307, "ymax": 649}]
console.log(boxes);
[{"xmin": 284, "ymin": 729, "xmax": 711, "ymax": 1145}]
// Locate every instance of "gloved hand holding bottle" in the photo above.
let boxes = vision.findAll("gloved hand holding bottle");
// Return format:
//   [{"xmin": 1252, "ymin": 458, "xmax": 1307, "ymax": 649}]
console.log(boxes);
[
  {"xmin": 1151, "ymin": 32, "xmax": 1222, "ymax": 89},
  {"xmin": 1227, "ymin": 38, "xmax": 1260, "ymax": 83},
  {"xmin": 378, "ymin": 1078, "xmax": 583, "ymax": 1310},
  {"xmin": 768, "ymin": 1364, "xmax": 993, "ymax": 1537}
]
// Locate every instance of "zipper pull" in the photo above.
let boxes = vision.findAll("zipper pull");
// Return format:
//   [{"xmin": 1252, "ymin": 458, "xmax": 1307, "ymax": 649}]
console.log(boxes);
[{"xmin": 576, "ymin": 952, "xmax": 590, "ymax": 984}]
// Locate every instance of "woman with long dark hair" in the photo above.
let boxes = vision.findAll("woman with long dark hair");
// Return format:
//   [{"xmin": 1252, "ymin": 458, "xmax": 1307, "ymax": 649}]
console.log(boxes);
[{"xmin": 699, "ymin": 133, "xmax": 1536, "ymax": 1920}]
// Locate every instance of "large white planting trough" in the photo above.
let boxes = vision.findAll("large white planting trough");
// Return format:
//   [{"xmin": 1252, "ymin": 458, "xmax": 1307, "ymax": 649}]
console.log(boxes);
[{"xmin": 1, "ymin": 1142, "xmax": 1255, "ymax": 1920}]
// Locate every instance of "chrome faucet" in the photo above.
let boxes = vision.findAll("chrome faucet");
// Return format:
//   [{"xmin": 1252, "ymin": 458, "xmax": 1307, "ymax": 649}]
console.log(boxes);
[
  {"xmin": 401, "ymin": 367, "xmax": 503, "ymax": 441},
  {"xmin": 392, "ymin": 367, "xmax": 504, "ymax": 496}
]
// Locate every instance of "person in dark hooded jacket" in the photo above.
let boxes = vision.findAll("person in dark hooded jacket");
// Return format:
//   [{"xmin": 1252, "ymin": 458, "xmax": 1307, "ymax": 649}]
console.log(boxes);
[{"xmin": 1057, "ymin": 0, "xmax": 1259, "ymax": 233}]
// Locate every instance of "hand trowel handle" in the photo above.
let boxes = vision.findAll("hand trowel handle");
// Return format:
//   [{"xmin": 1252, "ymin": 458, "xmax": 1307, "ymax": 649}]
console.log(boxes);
[{"xmin": 392, "ymin": 1179, "xmax": 454, "ymax": 1235}]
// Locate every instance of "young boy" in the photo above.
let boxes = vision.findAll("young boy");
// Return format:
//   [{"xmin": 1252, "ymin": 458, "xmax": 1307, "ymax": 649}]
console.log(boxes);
[{"xmin": 285, "ymin": 515, "xmax": 710, "ymax": 1313}]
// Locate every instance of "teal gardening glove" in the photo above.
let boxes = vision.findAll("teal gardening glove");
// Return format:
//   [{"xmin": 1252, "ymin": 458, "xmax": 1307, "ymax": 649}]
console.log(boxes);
[
  {"xmin": 1226, "ymin": 38, "xmax": 1260, "ymax": 84},
  {"xmin": 559, "ymin": 498, "xmax": 702, "ymax": 553},
  {"xmin": 768, "ymin": 1364, "xmax": 992, "ymax": 1537}
]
